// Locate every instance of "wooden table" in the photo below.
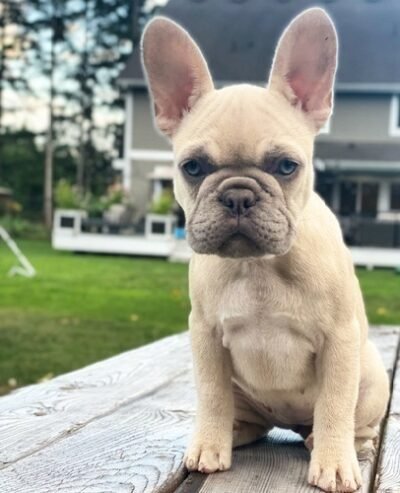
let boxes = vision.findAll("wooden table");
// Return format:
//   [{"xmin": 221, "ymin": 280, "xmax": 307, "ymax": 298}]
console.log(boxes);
[{"xmin": 0, "ymin": 327, "xmax": 399, "ymax": 493}]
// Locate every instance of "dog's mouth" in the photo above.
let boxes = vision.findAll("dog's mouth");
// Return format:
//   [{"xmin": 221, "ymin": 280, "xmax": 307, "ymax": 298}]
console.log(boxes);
[
  {"xmin": 217, "ymin": 231, "xmax": 264, "ymax": 258},
  {"xmin": 188, "ymin": 217, "xmax": 293, "ymax": 258}
]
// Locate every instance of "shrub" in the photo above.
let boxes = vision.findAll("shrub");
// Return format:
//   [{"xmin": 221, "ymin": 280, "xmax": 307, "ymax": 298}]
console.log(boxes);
[
  {"xmin": 0, "ymin": 216, "xmax": 48, "ymax": 240},
  {"xmin": 150, "ymin": 190, "xmax": 175, "ymax": 215},
  {"xmin": 0, "ymin": 199, "xmax": 22, "ymax": 217},
  {"xmin": 54, "ymin": 180, "xmax": 80, "ymax": 209},
  {"xmin": 54, "ymin": 180, "xmax": 129, "ymax": 218}
]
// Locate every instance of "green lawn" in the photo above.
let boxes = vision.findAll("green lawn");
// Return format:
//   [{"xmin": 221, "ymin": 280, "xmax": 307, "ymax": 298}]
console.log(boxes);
[
  {"xmin": 0, "ymin": 240, "xmax": 399, "ymax": 395},
  {"xmin": 0, "ymin": 240, "xmax": 190, "ymax": 394}
]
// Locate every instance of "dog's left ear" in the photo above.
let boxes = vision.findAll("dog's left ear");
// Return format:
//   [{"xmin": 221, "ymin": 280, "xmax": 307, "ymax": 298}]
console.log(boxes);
[{"xmin": 268, "ymin": 8, "xmax": 337, "ymax": 132}]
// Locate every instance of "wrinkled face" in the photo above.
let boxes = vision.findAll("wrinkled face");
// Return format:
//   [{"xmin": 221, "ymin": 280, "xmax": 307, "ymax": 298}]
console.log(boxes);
[
  {"xmin": 141, "ymin": 10, "xmax": 337, "ymax": 258},
  {"xmin": 173, "ymin": 86, "xmax": 315, "ymax": 258}
]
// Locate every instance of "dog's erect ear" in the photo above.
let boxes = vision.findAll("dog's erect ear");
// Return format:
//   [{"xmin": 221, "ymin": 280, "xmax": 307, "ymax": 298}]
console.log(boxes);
[
  {"xmin": 268, "ymin": 8, "xmax": 337, "ymax": 131},
  {"xmin": 141, "ymin": 17, "xmax": 214, "ymax": 137}
]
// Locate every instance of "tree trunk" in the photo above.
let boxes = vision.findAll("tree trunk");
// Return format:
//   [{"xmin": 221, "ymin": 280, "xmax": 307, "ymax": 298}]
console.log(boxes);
[
  {"xmin": 44, "ymin": 118, "xmax": 53, "ymax": 228},
  {"xmin": 77, "ymin": 123, "xmax": 85, "ymax": 195},
  {"xmin": 0, "ymin": 1, "xmax": 6, "ymax": 173},
  {"xmin": 44, "ymin": 6, "xmax": 56, "ymax": 228},
  {"xmin": 76, "ymin": 0, "xmax": 90, "ymax": 196}
]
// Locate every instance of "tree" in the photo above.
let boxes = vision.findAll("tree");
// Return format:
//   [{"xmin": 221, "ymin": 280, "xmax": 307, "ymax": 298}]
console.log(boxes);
[
  {"xmin": 0, "ymin": 0, "xmax": 26, "ymax": 175},
  {"xmin": 1, "ymin": 129, "xmax": 77, "ymax": 218},
  {"xmin": 1, "ymin": 0, "xmax": 151, "ymax": 224},
  {"xmin": 70, "ymin": 0, "xmax": 134, "ymax": 195},
  {"xmin": 24, "ymin": 0, "xmax": 137, "ymax": 216}
]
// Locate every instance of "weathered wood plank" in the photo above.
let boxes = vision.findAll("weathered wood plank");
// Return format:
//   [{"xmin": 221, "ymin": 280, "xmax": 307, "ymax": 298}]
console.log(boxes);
[
  {"xmin": 0, "ymin": 327, "xmax": 398, "ymax": 493},
  {"xmin": 0, "ymin": 373, "xmax": 196, "ymax": 493},
  {"xmin": 375, "ymin": 330, "xmax": 400, "ymax": 493},
  {"xmin": 0, "ymin": 332, "xmax": 192, "ymax": 467},
  {"xmin": 177, "ymin": 327, "xmax": 400, "ymax": 493}
]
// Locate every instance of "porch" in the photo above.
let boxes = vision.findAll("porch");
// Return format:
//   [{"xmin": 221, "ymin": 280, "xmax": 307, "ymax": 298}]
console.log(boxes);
[
  {"xmin": 316, "ymin": 161, "xmax": 400, "ymax": 243},
  {"xmin": 51, "ymin": 209, "xmax": 400, "ymax": 268}
]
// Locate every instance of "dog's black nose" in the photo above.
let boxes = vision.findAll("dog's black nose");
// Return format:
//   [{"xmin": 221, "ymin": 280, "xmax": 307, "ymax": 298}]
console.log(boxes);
[{"xmin": 221, "ymin": 188, "xmax": 256, "ymax": 216}]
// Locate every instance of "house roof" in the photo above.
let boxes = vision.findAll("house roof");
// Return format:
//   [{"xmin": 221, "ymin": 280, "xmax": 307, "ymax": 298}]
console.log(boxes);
[{"xmin": 119, "ymin": 0, "xmax": 400, "ymax": 92}]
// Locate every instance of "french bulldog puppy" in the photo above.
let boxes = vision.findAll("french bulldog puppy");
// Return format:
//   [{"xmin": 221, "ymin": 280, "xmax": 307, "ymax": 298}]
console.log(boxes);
[{"xmin": 141, "ymin": 8, "xmax": 389, "ymax": 492}]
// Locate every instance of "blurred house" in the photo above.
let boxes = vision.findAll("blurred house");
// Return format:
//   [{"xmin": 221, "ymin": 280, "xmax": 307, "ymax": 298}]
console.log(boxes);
[{"xmin": 114, "ymin": 0, "xmax": 400, "ymax": 248}]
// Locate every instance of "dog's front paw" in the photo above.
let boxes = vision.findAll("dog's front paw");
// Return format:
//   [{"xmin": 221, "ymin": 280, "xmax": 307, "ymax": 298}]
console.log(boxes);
[
  {"xmin": 308, "ymin": 447, "xmax": 362, "ymax": 492},
  {"xmin": 185, "ymin": 436, "xmax": 232, "ymax": 473}
]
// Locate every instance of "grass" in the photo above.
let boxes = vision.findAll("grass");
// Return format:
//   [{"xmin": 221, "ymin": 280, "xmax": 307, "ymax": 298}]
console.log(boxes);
[
  {"xmin": 0, "ymin": 240, "xmax": 190, "ymax": 394},
  {"xmin": 357, "ymin": 269, "xmax": 400, "ymax": 325},
  {"xmin": 0, "ymin": 239, "xmax": 399, "ymax": 395}
]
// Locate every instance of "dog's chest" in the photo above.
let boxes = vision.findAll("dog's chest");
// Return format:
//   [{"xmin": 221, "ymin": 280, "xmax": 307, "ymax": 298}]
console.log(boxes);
[{"xmin": 217, "ymin": 275, "xmax": 316, "ymax": 393}]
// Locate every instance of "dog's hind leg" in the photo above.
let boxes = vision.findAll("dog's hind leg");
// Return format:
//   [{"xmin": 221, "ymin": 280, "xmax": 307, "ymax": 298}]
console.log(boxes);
[
  {"xmin": 355, "ymin": 340, "xmax": 389, "ymax": 456},
  {"xmin": 232, "ymin": 382, "xmax": 272, "ymax": 447},
  {"xmin": 233, "ymin": 420, "xmax": 271, "ymax": 447}
]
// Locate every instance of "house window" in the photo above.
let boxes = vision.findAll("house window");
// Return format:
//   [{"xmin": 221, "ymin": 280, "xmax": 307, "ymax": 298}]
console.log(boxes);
[
  {"xmin": 60, "ymin": 216, "xmax": 75, "ymax": 229},
  {"xmin": 391, "ymin": 183, "xmax": 400, "ymax": 210},
  {"xmin": 339, "ymin": 181, "xmax": 357, "ymax": 216},
  {"xmin": 315, "ymin": 173, "xmax": 334, "ymax": 207},
  {"xmin": 389, "ymin": 95, "xmax": 400, "ymax": 136},
  {"xmin": 339, "ymin": 180, "xmax": 379, "ymax": 217},
  {"xmin": 360, "ymin": 183, "xmax": 378, "ymax": 217}
]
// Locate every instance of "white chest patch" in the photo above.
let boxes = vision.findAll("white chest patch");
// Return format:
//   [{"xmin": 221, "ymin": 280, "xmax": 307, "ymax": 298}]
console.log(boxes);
[{"xmin": 218, "ymin": 276, "xmax": 316, "ymax": 395}]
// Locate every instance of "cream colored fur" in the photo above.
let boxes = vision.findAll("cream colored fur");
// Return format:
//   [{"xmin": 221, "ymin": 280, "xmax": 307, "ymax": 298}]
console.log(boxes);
[{"xmin": 141, "ymin": 8, "xmax": 389, "ymax": 493}]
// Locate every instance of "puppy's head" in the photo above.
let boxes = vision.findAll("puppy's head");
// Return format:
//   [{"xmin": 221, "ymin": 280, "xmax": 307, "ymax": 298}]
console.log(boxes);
[{"xmin": 141, "ymin": 8, "xmax": 337, "ymax": 258}]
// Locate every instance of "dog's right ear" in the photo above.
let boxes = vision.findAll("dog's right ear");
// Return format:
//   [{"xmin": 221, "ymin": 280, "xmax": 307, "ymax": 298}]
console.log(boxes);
[{"xmin": 141, "ymin": 17, "xmax": 214, "ymax": 138}]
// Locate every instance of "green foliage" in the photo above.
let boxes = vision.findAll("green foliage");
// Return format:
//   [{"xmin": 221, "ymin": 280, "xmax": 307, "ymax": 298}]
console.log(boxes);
[
  {"xmin": 54, "ymin": 179, "xmax": 80, "ymax": 209},
  {"xmin": 1, "ymin": 0, "xmax": 152, "ymax": 216},
  {"xmin": 84, "ymin": 185, "xmax": 126, "ymax": 217},
  {"xmin": 85, "ymin": 195, "xmax": 107, "ymax": 218},
  {"xmin": 0, "ymin": 198, "xmax": 22, "ymax": 217},
  {"xmin": 54, "ymin": 180, "xmax": 126, "ymax": 218},
  {"xmin": 0, "ymin": 130, "xmax": 45, "ymax": 217},
  {"xmin": 17, "ymin": 0, "xmax": 140, "ymax": 194},
  {"xmin": 150, "ymin": 190, "xmax": 175, "ymax": 215},
  {"xmin": 104, "ymin": 188, "xmax": 125, "ymax": 209},
  {"xmin": 0, "ymin": 130, "xmax": 77, "ymax": 219},
  {"xmin": 0, "ymin": 216, "xmax": 48, "ymax": 240}
]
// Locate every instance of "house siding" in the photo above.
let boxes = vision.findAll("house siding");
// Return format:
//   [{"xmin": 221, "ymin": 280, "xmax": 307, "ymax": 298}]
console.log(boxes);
[
  {"xmin": 319, "ymin": 93, "xmax": 399, "ymax": 143},
  {"xmin": 132, "ymin": 90, "xmax": 171, "ymax": 151},
  {"xmin": 129, "ymin": 160, "xmax": 152, "ymax": 220},
  {"xmin": 131, "ymin": 90, "xmax": 400, "ymax": 150},
  {"xmin": 127, "ymin": 89, "xmax": 400, "ymax": 219},
  {"xmin": 128, "ymin": 90, "xmax": 172, "ymax": 218}
]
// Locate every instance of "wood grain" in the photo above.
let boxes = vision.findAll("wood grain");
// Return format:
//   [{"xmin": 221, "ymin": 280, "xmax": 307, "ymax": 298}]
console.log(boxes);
[
  {"xmin": 0, "ymin": 332, "xmax": 192, "ymax": 468},
  {"xmin": 178, "ymin": 327, "xmax": 400, "ymax": 493},
  {"xmin": 0, "ymin": 327, "xmax": 398, "ymax": 493},
  {"xmin": 0, "ymin": 369, "xmax": 196, "ymax": 493},
  {"xmin": 375, "ymin": 328, "xmax": 400, "ymax": 493}
]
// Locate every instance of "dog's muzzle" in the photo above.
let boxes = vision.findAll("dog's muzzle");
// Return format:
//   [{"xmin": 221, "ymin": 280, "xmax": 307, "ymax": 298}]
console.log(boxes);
[
  {"xmin": 187, "ymin": 170, "xmax": 295, "ymax": 258},
  {"xmin": 217, "ymin": 177, "xmax": 260, "ymax": 218}
]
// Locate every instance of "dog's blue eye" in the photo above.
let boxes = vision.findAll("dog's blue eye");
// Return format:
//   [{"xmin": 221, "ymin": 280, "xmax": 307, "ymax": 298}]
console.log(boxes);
[
  {"xmin": 276, "ymin": 159, "xmax": 298, "ymax": 176},
  {"xmin": 182, "ymin": 160, "xmax": 203, "ymax": 177}
]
